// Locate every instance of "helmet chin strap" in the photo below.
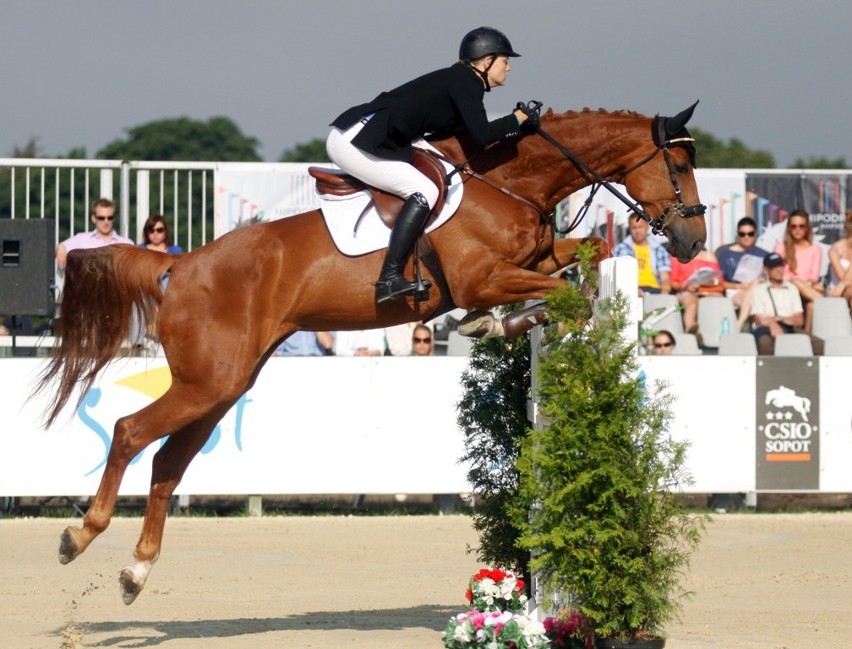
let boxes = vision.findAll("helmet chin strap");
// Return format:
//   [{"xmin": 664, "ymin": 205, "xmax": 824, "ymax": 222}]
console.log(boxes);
[{"xmin": 466, "ymin": 57, "xmax": 495, "ymax": 92}]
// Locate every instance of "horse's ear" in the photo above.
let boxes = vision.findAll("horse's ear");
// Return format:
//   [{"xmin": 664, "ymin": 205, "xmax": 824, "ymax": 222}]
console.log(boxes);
[{"xmin": 665, "ymin": 100, "xmax": 699, "ymax": 137}]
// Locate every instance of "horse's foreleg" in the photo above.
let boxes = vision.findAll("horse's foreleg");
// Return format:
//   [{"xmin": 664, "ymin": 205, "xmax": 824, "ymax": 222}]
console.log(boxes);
[
  {"xmin": 59, "ymin": 413, "xmax": 162, "ymax": 565},
  {"xmin": 119, "ymin": 409, "xmax": 225, "ymax": 605},
  {"xmin": 454, "ymin": 262, "xmax": 566, "ymax": 338},
  {"xmin": 535, "ymin": 236, "xmax": 609, "ymax": 276}
]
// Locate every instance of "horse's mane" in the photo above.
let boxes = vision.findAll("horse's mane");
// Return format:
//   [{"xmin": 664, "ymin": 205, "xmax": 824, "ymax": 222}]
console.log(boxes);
[{"xmin": 431, "ymin": 106, "xmax": 649, "ymax": 161}]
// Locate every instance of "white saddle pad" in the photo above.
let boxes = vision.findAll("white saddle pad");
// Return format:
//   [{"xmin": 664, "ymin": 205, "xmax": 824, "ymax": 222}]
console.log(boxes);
[{"xmin": 318, "ymin": 147, "xmax": 464, "ymax": 257}]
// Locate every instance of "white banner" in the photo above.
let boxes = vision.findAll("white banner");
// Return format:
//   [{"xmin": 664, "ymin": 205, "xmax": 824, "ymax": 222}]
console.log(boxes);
[
  {"xmin": 3, "ymin": 356, "xmax": 851, "ymax": 497},
  {"xmin": 214, "ymin": 162, "xmax": 323, "ymax": 237}
]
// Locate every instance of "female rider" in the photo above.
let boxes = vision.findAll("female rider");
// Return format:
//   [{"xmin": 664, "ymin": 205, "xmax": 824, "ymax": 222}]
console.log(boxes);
[{"xmin": 327, "ymin": 26, "xmax": 536, "ymax": 304}]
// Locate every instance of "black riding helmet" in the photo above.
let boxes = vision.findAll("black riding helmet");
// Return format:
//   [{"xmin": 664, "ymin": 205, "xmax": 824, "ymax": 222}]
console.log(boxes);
[{"xmin": 459, "ymin": 26, "xmax": 520, "ymax": 92}]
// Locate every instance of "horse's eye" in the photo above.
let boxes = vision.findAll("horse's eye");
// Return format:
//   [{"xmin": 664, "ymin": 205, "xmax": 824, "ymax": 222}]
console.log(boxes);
[{"xmin": 674, "ymin": 164, "xmax": 689, "ymax": 174}]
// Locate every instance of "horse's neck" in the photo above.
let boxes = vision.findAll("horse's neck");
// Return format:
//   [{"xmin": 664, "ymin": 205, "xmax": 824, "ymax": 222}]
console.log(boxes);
[{"xmin": 436, "ymin": 110, "xmax": 652, "ymax": 211}]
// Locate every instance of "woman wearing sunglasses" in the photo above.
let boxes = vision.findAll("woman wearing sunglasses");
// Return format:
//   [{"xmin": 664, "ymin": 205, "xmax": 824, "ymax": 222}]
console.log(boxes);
[
  {"xmin": 411, "ymin": 324, "xmax": 435, "ymax": 356},
  {"xmin": 139, "ymin": 214, "xmax": 183, "ymax": 254},
  {"xmin": 773, "ymin": 210, "xmax": 824, "ymax": 332}
]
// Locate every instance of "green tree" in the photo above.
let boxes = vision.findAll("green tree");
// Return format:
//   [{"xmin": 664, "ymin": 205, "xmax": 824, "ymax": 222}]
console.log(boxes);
[
  {"xmin": 791, "ymin": 155, "xmax": 849, "ymax": 169},
  {"xmin": 457, "ymin": 304, "xmax": 532, "ymax": 575},
  {"xmin": 97, "ymin": 116, "xmax": 262, "ymax": 162},
  {"xmin": 691, "ymin": 127, "xmax": 775, "ymax": 168},
  {"xmin": 96, "ymin": 116, "xmax": 261, "ymax": 249},
  {"xmin": 279, "ymin": 138, "xmax": 330, "ymax": 163}
]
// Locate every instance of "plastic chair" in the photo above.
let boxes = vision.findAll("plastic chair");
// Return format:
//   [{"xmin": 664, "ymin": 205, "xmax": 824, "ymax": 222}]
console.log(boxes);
[
  {"xmin": 718, "ymin": 333, "xmax": 758, "ymax": 356},
  {"xmin": 696, "ymin": 296, "xmax": 738, "ymax": 348},
  {"xmin": 811, "ymin": 297, "xmax": 852, "ymax": 339},
  {"xmin": 823, "ymin": 335, "xmax": 852, "ymax": 356},
  {"xmin": 446, "ymin": 331, "xmax": 474, "ymax": 356},
  {"xmin": 773, "ymin": 333, "xmax": 814, "ymax": 357},
  {"xmin": 671, "ymin": 333, "xmax": 701, "ymax": 355},
  {"xmin": 642, "ymin": 294, "xmax": 684, "ymax": 334}
]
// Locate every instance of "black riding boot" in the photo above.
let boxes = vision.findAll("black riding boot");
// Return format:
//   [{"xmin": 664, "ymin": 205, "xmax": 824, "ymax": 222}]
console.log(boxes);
[{"xmin": 375, "ymin": 192, "xmax": 433, "ymax": 304}]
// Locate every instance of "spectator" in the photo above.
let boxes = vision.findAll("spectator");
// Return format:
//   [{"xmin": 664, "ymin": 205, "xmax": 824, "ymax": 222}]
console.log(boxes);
[
  {"xmin": 613, "ymin": 212, "xmax": 671, "ymax": 295},
  {"xmin": 333, "ymin": 329, "xmax": 385, "ymax": 356},
  {"xmin": 750, "ymin": 252, "xmax": 823, "ymax": 355},
  {"xmin": 56, "ymin": 198, "xmax": 133, "ymax": 269},
  {"xmin": 715, "ymin": 216, "xmax": 769, "ymax": 327},
  {"xmin": 669, "ymin": 247, "xmax": 723, "ymax": 334},
  {"xmin": 138, "ymin": 214, "xmax": 182, "ymax": 253},
  {"xmin": 828, "ymin": 209, "xmax": 852, "ymax": 308},
  {"xmin": 275, "ymin": 331, "xmax": 333, "ymax": 357},
  {"xmin": 411, "ymin": 324, "xmax": 435, "ymax": 356},
  {"xmin": 652, "ymin": 330, "xmax": 676, "ymax": 355},
  {"xmin": 773, "ymin": 210, "xmax": 824, "ymax": 332},
  {"xmin": 384, "ymin": 322, "xmax": 418, "ymax": 356}
]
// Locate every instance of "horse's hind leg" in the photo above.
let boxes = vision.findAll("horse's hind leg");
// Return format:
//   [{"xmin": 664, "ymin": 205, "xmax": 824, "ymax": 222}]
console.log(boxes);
[
  {"xmin": 59, "ymin": 410, "xmax": 163, "ymax": 565},
  {"xmin": 119, "ymin": 407, "xmax": 226, "ymax": 605}
]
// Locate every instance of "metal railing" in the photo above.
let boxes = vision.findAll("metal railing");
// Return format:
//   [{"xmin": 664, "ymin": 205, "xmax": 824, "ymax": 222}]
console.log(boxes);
[{"xmin": 0, "ymin": 158, "xmax": 217, "ymax": 252}]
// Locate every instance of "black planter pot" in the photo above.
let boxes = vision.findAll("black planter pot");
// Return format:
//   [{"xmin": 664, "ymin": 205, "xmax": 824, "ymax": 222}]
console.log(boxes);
[{"xmin": 595, "ymin": 637, "xmax": 665, "ymax": 649}]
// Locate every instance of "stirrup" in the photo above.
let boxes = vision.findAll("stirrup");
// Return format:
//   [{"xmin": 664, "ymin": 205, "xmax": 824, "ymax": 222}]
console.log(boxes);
[{"xmin": 375, "ymin": 276, "xmax": 432, "ymax": 304}]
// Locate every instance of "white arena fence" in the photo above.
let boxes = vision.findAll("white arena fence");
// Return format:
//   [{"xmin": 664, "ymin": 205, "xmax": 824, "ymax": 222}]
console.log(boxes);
[{"xmin": 1, "ymin": 354, "xmax": 851, "ymax": 498}]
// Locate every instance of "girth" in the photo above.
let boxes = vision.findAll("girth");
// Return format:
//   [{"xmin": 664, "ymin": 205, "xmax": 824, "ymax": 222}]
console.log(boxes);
[{"xmin": 309, "ymin": 150, "xmax": 449, "ymax": 229}]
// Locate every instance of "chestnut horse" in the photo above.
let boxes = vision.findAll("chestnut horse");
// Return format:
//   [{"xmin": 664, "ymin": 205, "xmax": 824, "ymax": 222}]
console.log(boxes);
[{"xmin": 35, "ymin": 103, "xmax": 706, "ymax": 604}]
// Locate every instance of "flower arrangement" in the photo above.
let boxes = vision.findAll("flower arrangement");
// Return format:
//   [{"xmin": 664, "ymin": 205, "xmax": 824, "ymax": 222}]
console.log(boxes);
[
  {"xmin": 443, "ymin": 610, "xmax": 549, "ymax": 649},
  {"xmin": 444, "ymin": 568, "xmax": 591, "ymax": 649},
  {"xmin": 465, "ymin": 567, "xmax": 527, "ymax": 613}
]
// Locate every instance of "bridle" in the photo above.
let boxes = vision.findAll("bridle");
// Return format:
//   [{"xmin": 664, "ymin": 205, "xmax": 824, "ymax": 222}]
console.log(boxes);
[{"xmin": 534, "ymin": 111, "xmax": 707, "ymax": 235}]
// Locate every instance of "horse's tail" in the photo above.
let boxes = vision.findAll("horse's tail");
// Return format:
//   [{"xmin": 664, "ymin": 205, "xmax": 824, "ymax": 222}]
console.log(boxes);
[{"xmin": 34, "ymin": 244, "xmax": 176, "ymax": 427}]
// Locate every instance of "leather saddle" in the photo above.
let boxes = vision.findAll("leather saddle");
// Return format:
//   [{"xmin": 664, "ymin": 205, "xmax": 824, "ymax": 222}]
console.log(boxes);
[{"xmin": 308, "ymin": 150, "xmax": 449, "ymax": 230}]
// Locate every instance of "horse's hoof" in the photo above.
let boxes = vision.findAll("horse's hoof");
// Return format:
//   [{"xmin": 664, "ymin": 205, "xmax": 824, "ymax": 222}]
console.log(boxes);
[
  {"xmin": 457, "ymin": 310, "xmax": 498, "ymax": 338},
  {"xmin": 58, "ymin": 527, "xmax": 81, "ymax": 565},
  {"xmin": 119, "ymin": 568, "xmax": 143, "ymax": 605}
]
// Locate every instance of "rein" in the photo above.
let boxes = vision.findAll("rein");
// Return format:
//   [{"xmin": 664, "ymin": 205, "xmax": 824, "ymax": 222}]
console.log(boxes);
[{"xmin": 439, "ymin": 108, "xmax": 707, "ymax": 237}]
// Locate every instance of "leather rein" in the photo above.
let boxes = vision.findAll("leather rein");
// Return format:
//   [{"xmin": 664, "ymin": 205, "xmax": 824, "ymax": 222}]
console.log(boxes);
[{"xmin": 440, "ymin": 109, "xmax": 707, "ymax": 237}]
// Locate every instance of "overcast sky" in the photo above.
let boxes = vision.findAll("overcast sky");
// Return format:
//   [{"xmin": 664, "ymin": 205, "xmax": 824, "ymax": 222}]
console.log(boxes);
[{"xmin": 3, "ymin": 0, "xmax": 851, "ymax": 168}]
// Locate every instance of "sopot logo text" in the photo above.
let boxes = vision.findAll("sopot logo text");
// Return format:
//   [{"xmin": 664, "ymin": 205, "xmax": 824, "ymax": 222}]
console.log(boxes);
[{"xmin": 763, "ymin": 386, "xmax": 815, "ymax": 456}]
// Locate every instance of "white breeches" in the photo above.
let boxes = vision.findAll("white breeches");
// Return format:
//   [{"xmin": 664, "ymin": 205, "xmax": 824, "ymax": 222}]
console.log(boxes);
[{"xmin": 326, "ymin": 123, "xmax": 439, "ymax": 209}]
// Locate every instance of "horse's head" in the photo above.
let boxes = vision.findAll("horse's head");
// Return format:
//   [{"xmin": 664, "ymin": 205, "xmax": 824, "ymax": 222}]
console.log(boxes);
[{"xmin": 621, "ymin": 101, "xmax": 707, "ymax": 262}]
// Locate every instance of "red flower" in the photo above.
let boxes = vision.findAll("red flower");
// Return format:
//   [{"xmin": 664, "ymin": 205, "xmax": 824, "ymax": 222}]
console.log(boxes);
[{"xmin": 465, "ymin": 587, "xmax": 473, "ymax": 603}]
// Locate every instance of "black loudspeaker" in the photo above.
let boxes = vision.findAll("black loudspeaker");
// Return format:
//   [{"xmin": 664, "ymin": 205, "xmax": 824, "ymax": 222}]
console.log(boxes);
[{"xmin": 0, "ymin": 218, "xmax": 56, "ymax": 317}]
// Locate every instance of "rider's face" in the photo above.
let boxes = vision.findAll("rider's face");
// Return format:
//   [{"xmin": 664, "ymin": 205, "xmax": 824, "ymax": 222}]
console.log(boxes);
[{"xmin": 485, "ymin": 55, "xmax": 511, "ymax": 87}]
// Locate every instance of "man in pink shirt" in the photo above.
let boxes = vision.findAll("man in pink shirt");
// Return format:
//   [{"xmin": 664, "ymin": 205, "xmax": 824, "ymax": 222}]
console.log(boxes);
[{"xmin": 56, "ymin": 198, "xmax": 133, "ymax": 269}]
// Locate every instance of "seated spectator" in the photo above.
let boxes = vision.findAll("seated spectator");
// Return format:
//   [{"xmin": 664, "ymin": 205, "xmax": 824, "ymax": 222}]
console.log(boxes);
[
  {"xmin": 56, "ymin": 198, "xmax": 133, "ymax": 269},
  {"xmin": 276, "ymin": 331, "xmax": 333, "ymax": 356},
  {"xmin": 669, "ymin": 247, "xmax": 723, "ymax": 334},
  {"xmin": 750, "ymin": 253, "xmax": 823, "ymax": 355},
  {"xmin": 613, "ymin": 212, "xmax": 671, "ymax": 296},
  {"xmin": 411, "ymin": 324, "xmax": 435, "ymax": 356},
  {"xmin": 715, "ymin": 216, "xmax": 769, "ymax": 327},
  {"xmin": 652, "ymin": 330, "xmax": 676, "ymax": 355},
  {"xmin": 333, "ymin": 329, "xmax": 385, "ymax": 356},
  {"xmin": 773, "ymin": 210, "xmax": 824, "ymax": 332},
  {"xmin": 828, "ymin": 209, "xmax": 852, "ymax": 308},
  {"xmin": 138, "ymin": 214, "xmax": 183, "ymax": 254}
]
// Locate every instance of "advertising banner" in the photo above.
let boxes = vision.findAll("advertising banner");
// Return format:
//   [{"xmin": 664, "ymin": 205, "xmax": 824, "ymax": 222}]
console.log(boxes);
[{"xmin": 755, "ymin": 357, "xmax": 820, "ymax": 490}]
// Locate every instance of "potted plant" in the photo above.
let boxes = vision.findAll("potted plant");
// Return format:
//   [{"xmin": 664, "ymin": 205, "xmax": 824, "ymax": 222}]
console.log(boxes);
[{"xmin": 512, "ymin": 256, "xmax": 705, "ymax": 648}]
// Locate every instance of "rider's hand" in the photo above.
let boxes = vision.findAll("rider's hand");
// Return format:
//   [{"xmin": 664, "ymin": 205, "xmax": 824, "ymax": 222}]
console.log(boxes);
[{"xmin": 515, "ymin": 101, "xmax": 542, "ymax": 131}]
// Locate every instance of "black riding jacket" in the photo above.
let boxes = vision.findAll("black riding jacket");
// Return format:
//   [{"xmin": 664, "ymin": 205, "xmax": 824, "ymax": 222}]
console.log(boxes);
[{"xmin": 330, "ymin": 63, "xmax": 522, "ymax": 162}]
